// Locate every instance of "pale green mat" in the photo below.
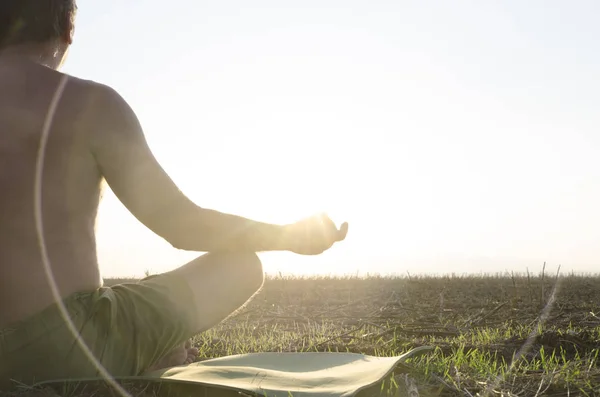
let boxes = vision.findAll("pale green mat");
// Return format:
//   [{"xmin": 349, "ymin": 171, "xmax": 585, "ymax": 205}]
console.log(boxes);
[{"xmin": 36, "ymin": 347, "xmax": 433, "ymax": 397}]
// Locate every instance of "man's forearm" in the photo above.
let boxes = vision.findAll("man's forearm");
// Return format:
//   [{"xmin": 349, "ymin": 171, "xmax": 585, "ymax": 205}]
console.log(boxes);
[{"xmin": 164, "ymin": 205, "xmax": 290, "ymax": 253}]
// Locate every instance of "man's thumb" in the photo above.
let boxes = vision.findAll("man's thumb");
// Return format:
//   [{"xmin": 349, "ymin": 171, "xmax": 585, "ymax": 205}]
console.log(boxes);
[{"xmin": 337, "ymin": 222, "xmax": 349, "ymax": 241}]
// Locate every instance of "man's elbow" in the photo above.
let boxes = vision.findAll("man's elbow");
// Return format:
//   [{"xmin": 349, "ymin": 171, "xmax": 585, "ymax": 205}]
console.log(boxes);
[{"xmin": 147, "ymin": 207, "xmax": 211, "ymax": 251}]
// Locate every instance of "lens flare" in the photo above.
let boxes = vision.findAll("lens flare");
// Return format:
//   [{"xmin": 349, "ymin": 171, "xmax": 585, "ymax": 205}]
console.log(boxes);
[{"xmin": 34, "ymin": 74, "xmax": 131, "ymax": 396}]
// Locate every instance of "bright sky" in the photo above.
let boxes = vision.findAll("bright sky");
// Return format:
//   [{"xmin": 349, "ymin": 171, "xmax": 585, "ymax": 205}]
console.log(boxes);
[{"xmin": 62, "ymin": 0, "xmax": 600, "ymax": 278}]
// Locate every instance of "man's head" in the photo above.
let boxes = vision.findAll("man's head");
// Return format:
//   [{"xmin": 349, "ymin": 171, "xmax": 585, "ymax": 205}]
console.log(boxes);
[{"xmin": 0, "ymin": 0, "xmax": 77, "ymax": 68}]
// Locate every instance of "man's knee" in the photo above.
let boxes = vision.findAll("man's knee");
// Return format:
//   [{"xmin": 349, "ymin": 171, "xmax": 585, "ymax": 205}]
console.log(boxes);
[
  {"xmin": 175, "ymin": 251, "xmax": 264, "ymax": 305},
  {"xmin": 233, "ymin": 252, "xmax": 264, "ymax": 293},
  {"xmin": 212, "ymin": 251, "xmax": 264, "ymax": 295}
]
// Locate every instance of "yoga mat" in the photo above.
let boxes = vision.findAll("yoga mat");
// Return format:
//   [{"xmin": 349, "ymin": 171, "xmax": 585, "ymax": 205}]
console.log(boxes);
[{"xmin": 36, "ymin": 347, "xmax": 433, "ymax": 397}]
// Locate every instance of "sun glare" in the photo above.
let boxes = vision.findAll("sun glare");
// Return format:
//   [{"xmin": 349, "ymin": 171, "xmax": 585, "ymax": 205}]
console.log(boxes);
[{"xmin": 78, "ymin": 0, "xmax": 600, "ymax": 278}]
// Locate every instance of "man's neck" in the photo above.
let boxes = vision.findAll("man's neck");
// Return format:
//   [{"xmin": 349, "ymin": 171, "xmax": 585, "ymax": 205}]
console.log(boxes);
[{"xmin": 0, "ymin": 42, "xmax": 65, "ymax": 70}]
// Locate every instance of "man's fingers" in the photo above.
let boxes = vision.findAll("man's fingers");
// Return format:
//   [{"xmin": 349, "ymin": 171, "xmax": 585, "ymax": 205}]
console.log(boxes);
[
  {"xmin": 316, "ymin": 214, "xmax": 348, "ymax": 243},
  {"xmin": 294, "ymin": 214, "xmax": 347, "ymax": 254}
]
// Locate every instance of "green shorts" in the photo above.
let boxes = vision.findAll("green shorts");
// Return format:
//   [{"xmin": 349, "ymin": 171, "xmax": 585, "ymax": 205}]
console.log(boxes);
[{"xmin": 0, "ymin": 273, "xmax": 197, "ymax": 388}]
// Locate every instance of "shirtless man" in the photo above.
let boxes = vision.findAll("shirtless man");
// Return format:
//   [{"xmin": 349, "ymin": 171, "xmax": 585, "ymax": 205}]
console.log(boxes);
[{"xmin": 0, "ymin": 1, "xmax": 348, "ymax": 388}]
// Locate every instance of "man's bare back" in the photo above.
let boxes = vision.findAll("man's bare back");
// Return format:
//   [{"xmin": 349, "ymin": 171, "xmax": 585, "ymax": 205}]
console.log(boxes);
[{"xmin": 0, "ymin": 58, "xmax": 104, "ymax": 327}]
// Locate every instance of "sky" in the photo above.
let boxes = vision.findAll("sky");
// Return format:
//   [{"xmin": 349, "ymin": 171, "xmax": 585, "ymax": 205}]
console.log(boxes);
[{"xmin": 61, "ymin": 0, "xmax": 600, "ymax": 278}]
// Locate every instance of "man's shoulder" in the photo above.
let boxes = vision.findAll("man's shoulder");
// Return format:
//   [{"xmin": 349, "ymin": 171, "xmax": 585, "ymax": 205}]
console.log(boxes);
[
  {"xmin": 57, "ymin": 73, "xmax": 142, "ymax": 147},
  {"xmin": 61, "ymin": 73, "xmax": 123, "ymax": 103},
  {"xmin": 57, "ymin": 73, "xmax": 135, "ymax": 127}
]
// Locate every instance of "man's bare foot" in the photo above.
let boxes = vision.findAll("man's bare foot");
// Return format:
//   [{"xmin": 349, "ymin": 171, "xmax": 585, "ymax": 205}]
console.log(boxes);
[
  {"xmin": 183, "ymin": 339, "xmax": 199, "ymax": 365},
  {"xmin": 145, "ymin": 339, "xmax": 199, "ymax": 372}
]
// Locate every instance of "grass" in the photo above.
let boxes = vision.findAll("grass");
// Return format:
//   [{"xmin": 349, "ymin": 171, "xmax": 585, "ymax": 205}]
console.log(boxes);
[{"xmin": 5, "ymin": 269, "xmax": 600, "ymax": 396}]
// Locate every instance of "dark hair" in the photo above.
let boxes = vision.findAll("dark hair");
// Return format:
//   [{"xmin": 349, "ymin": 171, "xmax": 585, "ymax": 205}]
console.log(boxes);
[{"xmin": 0, "ymin": 0, "xmax": 77, "ymax": 49}]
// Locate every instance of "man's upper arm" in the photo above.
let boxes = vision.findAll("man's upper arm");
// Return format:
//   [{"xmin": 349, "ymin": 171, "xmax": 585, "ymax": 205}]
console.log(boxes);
[{"xmin": 87, "ymin": 84, "xmax": 196, "ymax": 242}]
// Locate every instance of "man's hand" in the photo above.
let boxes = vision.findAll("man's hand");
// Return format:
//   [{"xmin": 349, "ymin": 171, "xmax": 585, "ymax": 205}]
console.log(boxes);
[{"xmin": 283, "ymin": 214, "xmax": 349, "ymax": 255}]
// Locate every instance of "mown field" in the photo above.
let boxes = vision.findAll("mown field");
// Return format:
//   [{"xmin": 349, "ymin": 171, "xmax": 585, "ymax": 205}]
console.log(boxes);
[{"xmin": 7, "ymin": 269, "xmax": 600, "ymax": 396}]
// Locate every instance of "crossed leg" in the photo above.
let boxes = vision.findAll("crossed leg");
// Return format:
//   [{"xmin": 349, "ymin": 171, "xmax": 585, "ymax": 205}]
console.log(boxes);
[
  {"xmin": 146, "ymin": 339, "xmax": 199, "ymax": 371},
  {"xmin": 140, "ymin": 251, "xmax": 264, "ymax": 372}
]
